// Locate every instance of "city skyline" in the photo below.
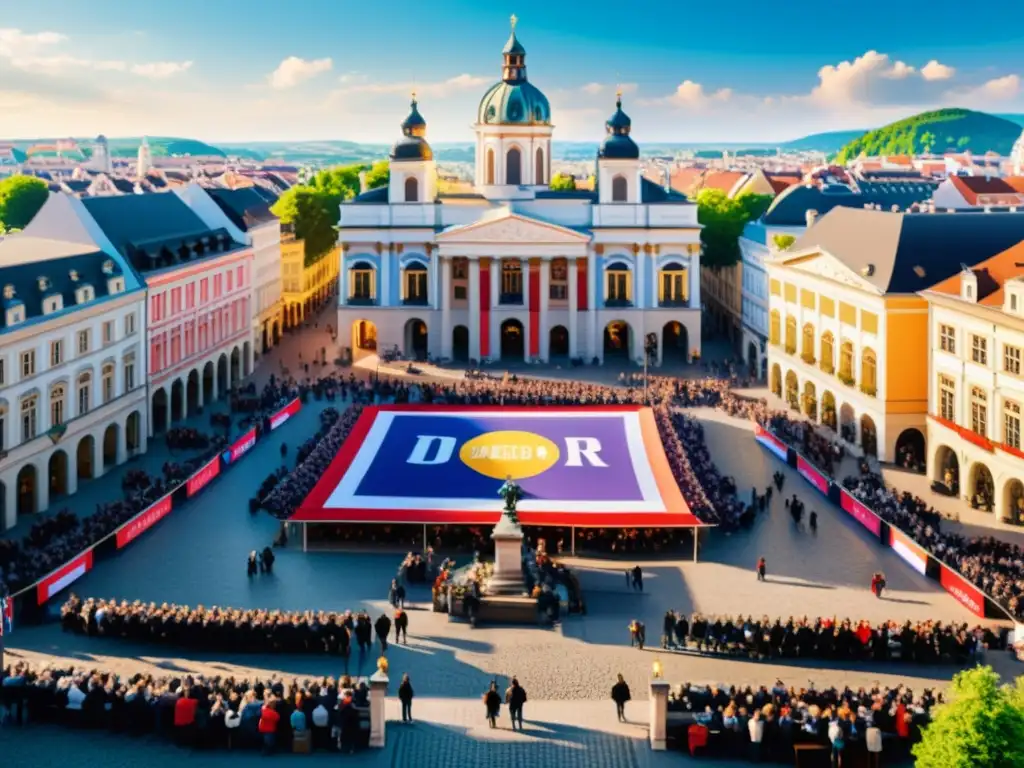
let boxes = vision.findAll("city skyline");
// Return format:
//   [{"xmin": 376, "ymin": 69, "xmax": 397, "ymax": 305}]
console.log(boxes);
[{"xmin": 2, "ymin": 0, "xmax": 1024, "ymax": 144}]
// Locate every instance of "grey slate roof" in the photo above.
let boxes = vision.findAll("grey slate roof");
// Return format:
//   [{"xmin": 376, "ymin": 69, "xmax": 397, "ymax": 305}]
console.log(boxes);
[
  {"xmin": 790, "ymin": 207, "xmax": 1024, "ymax": 294},
  {"xmin": 207, "ymin": 187, "xmax": 278, "ymax": 231},
  {"xmin": 763, "ymin": 181, "xmax": 936, "ymax": 226},
  {"xmin": 351, "ymin": 186, "xmax": 390, "ymax": 204},
  {"xmin": 640, "ymin": 178, "xmax": 691, "ymax": 204}
]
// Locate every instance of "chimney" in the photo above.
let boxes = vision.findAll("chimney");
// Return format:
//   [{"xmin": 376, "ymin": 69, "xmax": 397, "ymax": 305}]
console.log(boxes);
[
  {"xmin": 358, "ymin": 170, "xmax": 368, "ymax": 194},
  {"xmin": 805, "ymin": 209, "xmax": 819, "ymax": 227}
]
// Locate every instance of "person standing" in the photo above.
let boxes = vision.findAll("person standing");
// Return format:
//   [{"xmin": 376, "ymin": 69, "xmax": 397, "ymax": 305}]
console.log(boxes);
[
  {"xmin": 394, "ymin": 608, "xmax": 409, "ymax": 645},
  {"xmin": 756, "ymin": 557, "xmax": 767, "ymax": 582},
  {"xmin": 483, "ymin": 682, "xmax": 502, "ymax": 728},
  {"xmin": 631, "ymin": 565, "xmax": 644, "ymax": 591},
  {"xmin": 611, "ymin": 674, "xmax": 631, "ymax": 722},
  {"xmin": 505, "ymin": 677, "xmax": 527, "ymax": 731},
  {"xmin": 748, "ymin": 709, "xmax": 764, "ymax": 762},
  {"xmin": 374, "ymin": 613, "xmax": 392, "ymax": 654},
  {"xmin": 398, "ymin": 674, "xmax": 414, "ymax": 723},
  {"xmin": 247, "ymin": 552, "xmax": 258, "ymax": 578}
]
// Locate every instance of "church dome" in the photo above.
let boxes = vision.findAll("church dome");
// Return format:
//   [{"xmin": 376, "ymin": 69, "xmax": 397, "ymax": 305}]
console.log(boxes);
[
  {"xmin": 390, "ymin": 95, "xmax": 433, "ymax": 162},
  {"xmin": 598, "ymin": 93, "xmax": 639, "ymax": 160},
  {"xmin": 477, "ymin": 16, "xmax": 550, "ymax": 126}
]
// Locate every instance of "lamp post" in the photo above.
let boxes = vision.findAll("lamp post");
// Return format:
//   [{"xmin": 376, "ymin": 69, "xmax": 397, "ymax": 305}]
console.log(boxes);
[
  {"xmin": 649, "ymin": 656, "xmax": 669, "ymax": 750},
  {"xmin": 643, "ymin": 332, "xmax": 658, "ymax": 405}
]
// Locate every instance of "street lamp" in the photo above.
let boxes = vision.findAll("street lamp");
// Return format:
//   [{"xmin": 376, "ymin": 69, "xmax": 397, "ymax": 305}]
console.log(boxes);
[
  {"xmin": 643, "ymin": 332, "xmax": 658, "ymax": 405},
  {"xmin": 652, "ymin": 657, "xmax": 663, "ymax": 679}
]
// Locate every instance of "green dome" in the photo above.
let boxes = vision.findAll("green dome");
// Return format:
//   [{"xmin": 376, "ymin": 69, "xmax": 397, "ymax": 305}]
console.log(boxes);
[{"xmin": 478, "ymin": 80, "xmax": 551, "ymax": 125}]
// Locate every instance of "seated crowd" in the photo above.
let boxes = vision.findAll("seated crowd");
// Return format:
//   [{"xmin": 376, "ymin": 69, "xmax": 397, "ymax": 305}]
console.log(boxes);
[
  {"xmin": 659, "ymin": 611, "xmax": 1000, "ymax": 664},
  {"xmin": 765, "ymin": 413, "xmax": 845, "ymax": 478},
  {"xmin": 254, "ymin": 407, "xmax": 341, "ymax": 508},
  {"xmin": 0, "ymin": 660, "xmax": 371, "ymax": 754},
  {"xmin": 668, "ymin": 680, "xmax": 937, "ymax": 761},
  {"xmin": 165, "ymin": 427, "xmax": 212, "ymax": 452},
  {"xmin": 60, "ymin": 595, "xmax": 406, "ymax": 658}
]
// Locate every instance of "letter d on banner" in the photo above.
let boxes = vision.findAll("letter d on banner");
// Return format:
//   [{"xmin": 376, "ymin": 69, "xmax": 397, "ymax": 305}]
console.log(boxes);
[{"xmin": 407, "ymin": 435, "xmax": 456, "ymax": 465}]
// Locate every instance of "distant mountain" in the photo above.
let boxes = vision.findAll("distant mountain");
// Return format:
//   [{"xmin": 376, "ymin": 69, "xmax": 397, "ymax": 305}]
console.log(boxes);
[
  {"xmin": 996, "ymin": 114, "xmax": 1024, "ymax": 128},
  {"xmin": 778, "ymin": 129, "xmax": 866, "ymax": 153},
  {"xmin": 6, "ymin": 136, "xmax": 225, "ymax": 159},
  {"xmin": 835, "ymin": 108, "xmax": 1022, "ymax": 164}
]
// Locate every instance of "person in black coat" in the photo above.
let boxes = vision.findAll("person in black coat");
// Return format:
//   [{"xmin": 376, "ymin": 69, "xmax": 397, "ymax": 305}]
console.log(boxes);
[
  {"xmin": 611, "ymin": 674, "xmax": 631, "ymax": 721},
  {"xmin": 397, "ymin": 674, "xmax": 414, "ymax": 723},
  {"xmin": 354, "ymin": 613, "xmax": 372, "ymax": 655},
  {"xmin": 394, "ymin": 609, "xmax": 409, "ymax": 645},
  {"xmin": 374, "ymin": 613, "xmax": 392, "ymax": 653},
  {"xmin": 484, "ymin": 682, "xmax": 502, "ymax": 728},
  {"xmin": 247, "ymin": 552, "xmax": 258, "ymax": 578}
]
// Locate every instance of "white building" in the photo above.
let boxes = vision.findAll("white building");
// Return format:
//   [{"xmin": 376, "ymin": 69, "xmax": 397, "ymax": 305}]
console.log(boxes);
[
  {"xmin": 923, "ymin": 243, "xmax": 1024, "ymax": 525},
  {"xmin": 336, "ymin": 20, "xmax": 702, "ymax": 367},
  {"xmin": 0, "ymin": 194, "xmax": 147, "ymax": 531}
]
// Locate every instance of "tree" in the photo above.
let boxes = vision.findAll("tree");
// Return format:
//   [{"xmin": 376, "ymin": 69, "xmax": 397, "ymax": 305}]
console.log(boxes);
[
  {"xmin": 920, "ymin": 131, "xmax": 936, "ymax": 154},
  {"xmin": 736, "ymin": 192, "xmax": 773, "ymax": 222},
  {"xmin": 772, "ymin": 234, "xmax": 796, "ymax": 251},
  {"xmin": 549, "ymin": 173, "xmax": 576, "ymax": 191},
  {"xmin": 0, "ymin": 175, "xmax": 49, "ymax": 232},
  {"xmin": 271, "ymin": 187, "xmax": 337, "ymax": 266},
  {"xmin": 913, "ymin": 667, "xmax": 1024, "ymax": 768},
  {"xmin": 696, "ymin": 188, "xmax": 756, "ymax": 269},
  {"xmin": 362, "ymin": 160, "xmax": 390, "ymax": 191}
]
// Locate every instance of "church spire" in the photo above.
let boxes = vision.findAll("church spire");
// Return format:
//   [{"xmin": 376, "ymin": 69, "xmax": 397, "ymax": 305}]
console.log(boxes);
[{"xmin": 501, "ymin": 13, "xmax": 527, "ymax": 83}]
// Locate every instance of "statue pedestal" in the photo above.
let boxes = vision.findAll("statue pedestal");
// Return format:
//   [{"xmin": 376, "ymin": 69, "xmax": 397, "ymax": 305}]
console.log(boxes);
[
  {"xmin": 487, "ymin": 513, "xmax": 526, "ymax": 596},
  {"xmin": 368, "ymin": 670, "xmax": 389, "ymax": 748}
]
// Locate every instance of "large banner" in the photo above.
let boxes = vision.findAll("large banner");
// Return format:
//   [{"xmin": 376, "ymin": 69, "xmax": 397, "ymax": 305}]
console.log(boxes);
[
  {"xmin": 270, "ymin": 398, "xmax": 301, "ymax": 431},
  {"xmin": 293, "ymin": 405, "xmax": 701, "ymax": 527},
  {"xmin": 796, "ymin": 456, "xmax": 829, "ymax": 496},
  {"xmin": 939, "ymin": 564, "xmax": 986, "ymax": 617},
  {"xmin": 223, "ymin": 427, "xmax": 257, "ymax": 465},
  {"xmin": 889, "ymin": 527, "xmax": 928, "ymax": 576},
  {"xmin": 115, "ymin": 493, "xmax": 173, "ymax": 549},
  {"xmin": 838, "ymin": 489, "xmax": 883, "ymax": 537},
  {"xmin": 37, "ymin": 550, "xmax": 93, "ymax": 605},
  {"xmin": 187, "ymin": 456, "xmax": 221, "ymax": 497},
  {"xmin": 753, "ymin": 424, "xmax": 788, "ymax": 462}
]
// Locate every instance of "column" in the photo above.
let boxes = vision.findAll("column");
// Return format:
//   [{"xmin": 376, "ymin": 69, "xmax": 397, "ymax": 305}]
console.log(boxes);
[
  {"xmin": 568, "ymin": 258, "xmax": 579, "ymax": 359},
  {"xmin": 587, "ymin": 251, "xmax": 598, "ymax": 361},
  {"xmin": 650, "ymin": 679, "xmax": 670, "ymax": 750},
  {"xmin": 430, "ymin": 247, "xmax": 439, "ymax": 310},
  {"xmin": 440, "ymin": 257, "xmax": 452, "ymax": 359},
  {"xmin": 339, "ymin": 250, "xmax": 348, "ymax": 306},
  {"xmin": 368, "ymin": 668, "xmax": 389, "ymax": 748},
  {"xmin": 651, "ymin": 256, "xmax": 660, "ymax": 309},
  {"xmin": 37, "ymin": 468, "xmax": 50, "ymax": 513},
  {"xmin": 635, "ymin": 247, "xmax": 646, "ymax": 310},
  {"xmin": 689, "ymin": 251, "xmax": 700, "ymax": 308},
  {"xmin": 380, "ymin": 247, "xmax": 391, "ymax": 306},
  {"xmin": 3, "ymin": 479, "xmax": 15, "ymax": 532},
  {"xmin": 490, "ymin": 257, "xmax": 500, "ymax": 359},
  {"xmin": 116, "ymin": 420, "xmax": 128, "ymax": 465},
  {"xmin": 469, "ymin": 260, "xmax": 481, "ymax": 362},
  {"xmin": 539, "ymin": 258, "xmax": 550, "ymax": 362},
  {"xmin": 92, "ymin": 434, "xmax": 105, "ymax": 480},
  {"xmin": 522, "ymin": 257, "xmax": 531, "ymax": 362}
]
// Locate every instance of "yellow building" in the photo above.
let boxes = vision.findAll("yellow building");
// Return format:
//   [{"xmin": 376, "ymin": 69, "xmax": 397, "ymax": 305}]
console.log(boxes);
[
  {"xmin": 765, "ymin": 206, "xmax": 1024, "ymax": 461},
  {"xmin": 280, "ymin": 226, "xmax": 340, "ymax": 329}
]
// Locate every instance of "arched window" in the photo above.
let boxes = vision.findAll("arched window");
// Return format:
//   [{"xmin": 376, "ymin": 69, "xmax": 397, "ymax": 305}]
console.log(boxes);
[
  {"xmin": 403, "ymin": 263, "xmax": 428, "ymax": 304},
  {"xmin": 77, "ymin": 372, "xmax": 92, "ymax": 415},
  {"xmin": 506, "ymin": 147, "xmax": 522, "ymax": 185},
  {"xmin": 611, "ymin": 175, "xmax": 628, "ymax": 202},
  {"xmin": 404, "ymin": 176, "xmax": 419, "ymax": 203},
  {"xmin": 351, "ymin": 261, "xmax": 375, "ymax": 302},
  {"xmin": 485, "ymin": 148, "xmax": 495, "ymax": 185},
  {"xmin": 605, "ymin": 264, "xmax": 631, "ymax": 305},
  {"xmin": 820, "ymin": 332, "xmax": 834, "ymax": 374},
  {"xmin": 535, "ymin": 147, "xmax": 545, "ymax": 185},
  {"xmin": 784, "ymin": 316, "xmax": 797, "ymax": 353},
  {"xmin": 839, "ymin": 341, "xmax": 855, "ymax": 383},
  {"xmin": 20, "ymin": 394, "xmax": 37, "ymax": 442},
  {"xmin": 861, "ymin": 349, "xmax": 877, "ymax": 396},
  {"xmin": 660, "ymin": 263, "xmax": 687, "ymax": 305},
  {"xmin": 802, "ymin": 323, "xmax": 815, "ymax": 363},
  {"xmin": 769, "ymin": 310, "xmax": 781, "ymax": 346},
  {"xmin": 50, "ymin": 383, "xmax": 66, "ymax": 427},
  {"xmin": 102, "ymin": 363, "xmax": 115, "ymax": 404}
]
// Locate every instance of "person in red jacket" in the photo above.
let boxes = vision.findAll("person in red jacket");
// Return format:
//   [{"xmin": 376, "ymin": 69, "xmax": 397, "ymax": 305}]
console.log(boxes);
[
  {"xmin": 259, "ymin": 699, "xmax": 281, "ymax": 754},
  {"xmin": 756, "ymin": 557, "xmax": 767, "ymax": 582},
  {"xmin": 174, "ymin": 692, "xmax": 198, "ymax": 746}
]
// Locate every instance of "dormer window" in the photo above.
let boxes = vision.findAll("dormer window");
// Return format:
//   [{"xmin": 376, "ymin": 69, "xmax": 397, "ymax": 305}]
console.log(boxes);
[
  {"xmin": 74, "ymin": 285, "xmax": 94, "ymax": 304},
  {"xmin": 961, "ymin": 269, "xmax": 977, "ymax": 303},
  {"xmin": 43, "ymin": 296, "xmax": 63, "ymax": 314},
  {"xmin": 69, "ymin": 269, "xmax": 79, "ymax": 282},
  {"xmin": 6, "ymin": 306, "xmax": 24, "ymax": 326},
  {"xmin": 107, "ymin": 276, "xmax": 124, "ymax": 295}
]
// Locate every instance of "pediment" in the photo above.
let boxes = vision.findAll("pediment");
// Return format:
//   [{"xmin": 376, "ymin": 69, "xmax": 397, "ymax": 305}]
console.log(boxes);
[
  {"xmin": 780, "ymin": 250, "xmax": 881, "ymax": 294},
  {"xmin": 436, "ymin": 212, "xmax": 591, "ymax": 245}
]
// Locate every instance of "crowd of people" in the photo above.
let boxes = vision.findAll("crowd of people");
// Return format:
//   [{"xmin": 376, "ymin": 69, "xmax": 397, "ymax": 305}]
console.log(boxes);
[
  {"xmin": 165, "ymin": 427, "xmax": 213, "ymax": 452},
  {"xmin": 59, "ymin": 595, "xmax": 408, "ymax": 659},
  {"xmin": 0, "ymin": 660, "xmax": 371, "ymax": 754},
  {"xmin": 668, "ymin": 679, "xmax": 938, "ymax": 763},
  {"xmin": 655, "ymin": 611, "xmax": 1002, "ymax": 664}
]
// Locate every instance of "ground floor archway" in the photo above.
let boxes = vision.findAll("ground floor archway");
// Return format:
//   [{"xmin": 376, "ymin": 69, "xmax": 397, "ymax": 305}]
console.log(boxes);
[
  {"xmin": 76, "ymin": 434, "xmax": 95, "ymax": 481},
  {"xmin": 217, "ymin": 354, "xmax": 229, "ymax": 396},
  {"xmin": 405, "ymin": 318, "xmax": 428, "ymax": 360},
  {"xmin": 802, "ymin": 380, "xmax": 817, "ymax": 421},
  {"xmin": 230, "ymin": 347, "xmax": 241, "ymax": 387},
  {"xmin": 170, "ymin": 378, "xmax": 185, "ymax": 423},
  {"xmin": 452, "ymin": 325, "xmax": 469, "ymax": 362},
  {"xmin": 152, "ymin": 388, "xmax": 168, "ymax": 433},
  {"xmin": 501, "ymin": 319, "xmax": 525, "ymax": 361},
  {"xmin": 747, "ymin": 341, "xmax": 759, "ymax": 375},
  {"xmin": 895, "ymin": 427, "xmax": 926, "ymax": 472},
  {"xmin": 821, "ymin": 390, "xmax": 836, "ymax": 430},
  {"xmin": 353, "ymin": 319, "xmax": 378, "ymax": 352},
  {"xmin": 187, "ymin": 369, "xmax": 200, "ymax": 415},
  {"xmin": 126, "ymin": 411, "xmax": 142, "ymax": 454},
  {"xmin": 1004, "ymin": 479, "xmax": 1024, "ymax": 525},
  {"xmin": 16, "ymin": 465, "xmax": 36, "ymax": 516},
  {"xmin": 860, "ymin": 414, "xmax": 877, "ymax": 457},
  {"xmin": 49, "ymin": 450, "xmax": 69, "ymax": 499},
  {"xmin": 839, "ymin": 403, "xmax": 856, "ymax": 444},
  {"xmin": 770, "ymin": 363, "xmax": 781, "ymax": 397},
  {"xmin": 662, "ymin": 321, "xmax": 688, "ymax": 364},
  {"xmin": 549, "ymin": 325, "xmax": 569, "ymax": 358},
  {"xmin": 243, "ymin": 341, "xmax": 252, "ymax": 377},
  {"xmin": 932, "ymin": 444, "xmax": 959, "ymax": 495},
  {"xmin": 203, "ymin": 362, "xmax": 215, "ymax": 404},
  {"xmin": 968, "ymin": 462, "xmax": 995, "ymax": 511},
  {"xmin": 103, "ymin": 423, "xmax": 118, "ymax": 468},
  {"xmin": 604, "ymin": 321, "xmax": 631, "ymax": 361},
  {"xmin": 784, "ymin": 370, "xmax": 799, "ymax": 410}
]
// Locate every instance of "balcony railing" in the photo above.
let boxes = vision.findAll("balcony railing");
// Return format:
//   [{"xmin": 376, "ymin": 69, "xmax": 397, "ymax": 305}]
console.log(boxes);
[
  {"xmin": 860, "ymin": 382, "xmax": 877, "ymax": 398},
  {"xmin": 605, "ymin": 297, "xmax": 634, "ymax": 308},
  {"xmin": 402, "ymin": 296, "xmax": 429, "ymax": 306},
  {"xmin": 348, "ymin": 296, "xmax": 377, "ymax": 306},
  {"xmin": 838, "ymin": 371, "xmax": 855, "ymax": 387}
]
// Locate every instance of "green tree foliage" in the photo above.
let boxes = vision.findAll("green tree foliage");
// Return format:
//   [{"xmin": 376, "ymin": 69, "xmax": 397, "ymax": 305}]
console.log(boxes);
[
  {"xmin": 736, "ymin": 192, "xmax": 773, "ymax": 222},
  {"xmin": 549, "ymin": 173, "xmax": 576, "ymax": 191},
  {"xmin": 363, "ymin": 160, "xmax": 390, "ymax": 191},
  {"xmin": 0, "ymin": 175, "xmax": 49, "ymax": 232},
  {"xmin": 835, "ymin": 108, "xmax": 1021, "ymax": 163},
  {"xmin": 772, "ymin": 234, "xmax": 797, "ymax": 251},
  {"xmin": 913, "ymin": 667, "xmax": 1024, "ymax": 768},
  {"xmin": 696, "ymin": 188, "xmax": 750, "ymax": 269}
]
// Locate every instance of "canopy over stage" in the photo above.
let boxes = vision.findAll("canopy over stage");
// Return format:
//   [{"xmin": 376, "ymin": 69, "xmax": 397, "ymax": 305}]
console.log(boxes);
[{"xmin": 293, "ymin": 405, "xmax": 705, "ymax": 529}]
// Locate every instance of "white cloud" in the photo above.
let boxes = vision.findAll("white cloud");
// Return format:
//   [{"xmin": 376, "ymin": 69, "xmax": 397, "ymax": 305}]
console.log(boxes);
[
  {"xmin": 640, "ymin": 80, "xmax": 734, "ymax": 109},
  {"xmin": 337, "ymin": 73, "xmax": 490, "ymax": 98},
  {"xmin": 131, "ymin": 61, "xmax": 193, "ymax": 79},
  {"xmin": 921, "ymin": 60, "xmax": 955, "ymax": 81},
  {"xmin": 579, "ymin": 82, "xmax": 637, "ymax": 96},
  {"xmin": 949, "ymin": 74, "xmax": 1022, "ymax": 107},
  {"xmin": 267, "ymin": 56, "xmax": 332, "ymax": 89}
]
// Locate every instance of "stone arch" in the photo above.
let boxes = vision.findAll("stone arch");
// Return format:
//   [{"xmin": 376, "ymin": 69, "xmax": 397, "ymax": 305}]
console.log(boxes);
[
  {"xmin": 170, "ymin": 378, "xmax": 185, "ymax": 423},
  {"xmin": 839, "ymin": 403, "xmax": 856, "ymax": 443},
  {"xmin": 535, "ymin": 146, "xmax": 545, "ymax": 185},
  {"xmin": 500, "ymin": 318, "xmax": 525, "ymax": 361},
  {"xmin": 352, "ymin": 319, "xmax": 378, "ymax": 356},
  {"xmin": 549, "ymin": 325, "xmax": 569, "ymax": 358},
  {"xmin": 126, "ymin": 410, "xmax": 142, "ymax": 454},
  {"xmin": 612, "ymin": 174, "xmax": 628, "ymax": 202},
  {"xmin": 801, "ymin": 322, "xmax": 815, "ymax": 361},
  {"xmin": 452, "ymin": 325, "xmax": 469, "ymax": 362},
  {"xmin": 662, "ymin": 321, "xmax": 688, "ymax": 363},
  {"xmin": 603, "ymin": 320, "xmax": 632, "ymax": 361},
  {"xmin": 1003, "ymin": 478, "xmax": 1024, "ymax": 525},
  {"xmin": 404, "ymin": 176, "xmax": 419, "ymax": 203},
  {"xmin": 506, "ymin": 146, "xmax": 522, "ymax": 185},
  {"xmin": 968, "ymin": 462, "xmax": 994, "ymax": 510},
  {"xmin": 103, "ymin": 422, "xmax": 118, "ymax": 468},
  {"xmin": 802, "ymin": 380, "xmax": 817, "ymax": 420},
  {"xmin": 151, "ymin": 387, "xmax": 168, "ymax": 434},
  {"xmin": 76, "ymin": 433, "xmax": 95, "ymax": 481},
  {"xmin": 187, "ymin": 369, "xmax": 201, "ymax": 415},
  {"xmin": 784, "ymin": 370, "xmax": 799, "ymax": 409},
  {"xmin": 821, "ymin": 390, "xmax": 837, "ymax": 430},
  {"xmin": 404, "ymin": 318, "xmax": 428, "ymax": 360},
  {"xmin": 16, "ymin": 464, "xmax": 37, "ymax": 516},
  {"xmin": 242, "ymin": 341, "xmax": 252, "ymax": 377},
  {"xmin": 895, "ymin": 428, "xmax": 925, "ymax": 470},
  {"xmin": 860, "ymin": 414, "xmax": 877, "ymax": 457},
  {"xmin": 770, "ymin": 363, "xmax": 782, "ymax": 397},
  {"xmin": 932, "ymin": 444, "xmax": 960, "ymax": 494},
  {"xmin": 48, "ymin": 449, "xmax": 69, "ymax": 500},
  {"xmin": 230, "ymin": 346, "xmax": 241, "ymax": 387},
  {"xmin": 203, "ymin": 360, "xmax": 215, "ymax": 404}
]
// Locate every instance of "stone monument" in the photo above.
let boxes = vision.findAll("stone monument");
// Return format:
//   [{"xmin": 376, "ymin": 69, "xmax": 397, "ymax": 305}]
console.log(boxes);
[{"xmin": 487, "ymin": 476, "xmax": 526, "ymax": 596}]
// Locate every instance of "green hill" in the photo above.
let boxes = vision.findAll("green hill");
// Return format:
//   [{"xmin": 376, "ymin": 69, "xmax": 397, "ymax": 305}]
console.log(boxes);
[
  {"xmin": 780, "ymin": 129, "xmax": 866, "ymax": 154},
  {"xmin": 835, "ymin": 108, "xmax": 1021, "ymax": 163}
]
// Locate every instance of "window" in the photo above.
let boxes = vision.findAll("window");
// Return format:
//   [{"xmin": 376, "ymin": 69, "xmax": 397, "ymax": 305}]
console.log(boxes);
[
  {"xmin": 226, "ymin": 272, "xmax": 233, "ymax": 292},
  {"xmin": 77, "ymin": 373, "xmax": 91, "ymax": 415},
  {"xmin": 939, "ymin": 324, "xmax": 955, "ymax": 353},
  {"xmin": 351, "ymin": 263, "xmax": 374, "ymax": 300},
  {"xmin": 0, "ymin": 404, "xmax": 5, "ymax": 451},
  {"xmin": 605, "ymin": 265, "xmax": 630, "ymax": 304},
  {"xmin": 50, "ymin": 384, "xmax": 66, "ymax": 427},
  {"xmin": 125, "ymin": 313, "xmax": 136, "ymax": 335},
  {"xmin": 21, "ymin": 350, "xmax": 35, "ymax": 378},
  {"xmin": 1005, "ymin": 400, "xmax": 1022, "ymax": 450},
  {"xmin": 820, "ymin": 332, "xmax": 835, "ymax": 373},
  {"xmin": 200, "ymin": 279, "xmax": 209, "ymax": 303},
  {"xmin": 403, "ymin": 264, "xmax": 427, "ymax": 303},
  {"xmin": 21, "ymin": 395, "xmax": 37, "ymax": 442},
  {"xmin": 501, "ymin": 260, "xmax": 523, "ymax": 301},
  {"xmin": 660, "ymin": 265, "xmax": 687, "ymax": 305},
  {"xmin": 839, "ymin": 341, "xmax": 855, "ymax": 381},
  {"xmin": 124, "ymin": 356, "xmax": 136, "ymax": 391},
  {"xmin": 102, "ymin": 364, "xmax": 115, "ymax": 404},
  {"xmin": 611, "ymin": 174, "xmax": 628, "ymax": 202},
  {"xmin": 452, "ymin": 260, "xmax": 467, "ymax": 280},
  {"xmin": 1005, "ymin": 344, "xmax": 1022, "ymax": 376},
  {"xmin": 50, "ymin": 340, "xmax": 63, "ymax": 367},
  {"xmin": 404, "ymin": 176, "xmax": 419, "ymax": 203},
  {"xmin": 77, "ymin": 329, "xmax": 90, "ymax": 355},
  {"xmin": 549, "ymin": 259, "xmax": 567, "ymax": 300},
  {"xmin": 971, "ymin": 334, "xmax": 988, "ymax": 365},
  {"xmin": 1012, "ymin": 294, "xmax": 1019, "ymax": 312},
  {"xmin": 102, "ymin": 320, "xmax": 114, "ymax": 345},
  {"xmin": 784, "ymin": 316, "xmax": 797, "ymax": 354},
  {"xmin": 506, "ymin": 147, "xmax": 522, "ymax": 185},
  {"xmin": 861, "ymin": 349, "xmax": 877, "ymax": 396},
  {"xmin": 454, "ymin": 285, "xmax": 467, "ymax": 300},
  {"xmin": 0, "ymin": 357, "xmax": 4, "ymax": 385},
  {"xmin": 970, "ymin": 386, "xmax": 988, "ymax": 437},
  {"xmin": 769, "ymin": 311, "xmax": 781, "ymax": 346},
  {"xmin": 801, "ymin": 323, "xmax": 815, "ymax": 362},
  {"xmin": 939, "ymin": 375, "xmax": 956, "ymax": 421}
]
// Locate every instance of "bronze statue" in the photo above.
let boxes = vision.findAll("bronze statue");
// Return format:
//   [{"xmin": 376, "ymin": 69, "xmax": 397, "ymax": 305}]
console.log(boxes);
[{"xmin": 498, "ymin": 474, "xmax": 521, "ymax": 525}]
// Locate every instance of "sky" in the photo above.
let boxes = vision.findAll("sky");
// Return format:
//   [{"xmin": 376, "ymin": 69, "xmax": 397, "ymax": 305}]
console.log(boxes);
[{"xmin": 2, "ymin": 0, "xmax": 1024, "ymax": 145}]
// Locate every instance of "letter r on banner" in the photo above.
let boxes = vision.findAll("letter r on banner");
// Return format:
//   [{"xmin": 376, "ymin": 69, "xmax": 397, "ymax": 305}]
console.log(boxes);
[{"xmin": 564, "ymin": 437, "xmax": 607, "ymax": 467}]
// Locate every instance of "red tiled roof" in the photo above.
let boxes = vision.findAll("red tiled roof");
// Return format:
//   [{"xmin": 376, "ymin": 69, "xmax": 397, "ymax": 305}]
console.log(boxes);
[
  {"xmin": 701, "ymin": 171, "xmax": 747, "ymax": 195},
  {"xmin": 950, "ymin": 175, "xmax": 1024, "ymax": 206},
  {"xmin": 670, "ymin": 167, "xmax": 703, "ymax": 197},
  {"xmin": 886, "ymin": 155, "xmax": 913, "ymax": 166},
  {"xmin": 929, "ymin": 240, "xmax": 1024, "ymax": 306},
  {"xmin": 765, "ymin": 173, "xmax": 801, "ymax": 195}
]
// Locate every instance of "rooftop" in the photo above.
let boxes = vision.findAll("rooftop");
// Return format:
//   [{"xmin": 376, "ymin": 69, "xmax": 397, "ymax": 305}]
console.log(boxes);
[{"xmin": 927, "ymin": 239, "xmax": 1024, "ymax": 307}]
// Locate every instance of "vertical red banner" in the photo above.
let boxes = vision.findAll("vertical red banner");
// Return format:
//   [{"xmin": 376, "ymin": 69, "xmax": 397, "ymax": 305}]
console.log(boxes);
[
  {"xmin": 529, "ymin": 259, "xmax": 540, "ymax": 358},
  {"xmin": 577, "ymin": 258, "xmax": 588, "ymax": 311},
  {"xmin": 479, "ymin": 259, "xmax": 490, "ymax": 359}
]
